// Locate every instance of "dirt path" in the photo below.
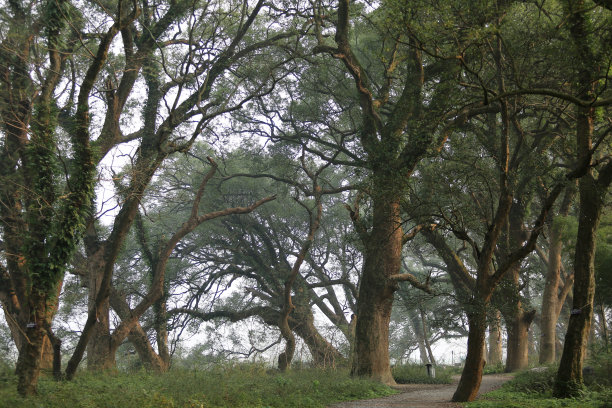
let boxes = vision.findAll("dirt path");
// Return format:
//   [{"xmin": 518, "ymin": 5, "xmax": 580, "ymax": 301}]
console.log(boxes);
[{"xmin": 328, "ymin": 374, "xmax": 514, "ymax": 408}]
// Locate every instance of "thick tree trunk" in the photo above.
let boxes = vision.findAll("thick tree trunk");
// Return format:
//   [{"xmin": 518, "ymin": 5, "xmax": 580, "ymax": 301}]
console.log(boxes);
[
  {"xmin": 502, "ymin": 265, "xmax": 535, "ymax": 372},
  {"xmin": 351, "ymin": 194, "xmax": 401, "ymax": 385},
  {"xmin": 128, "ymin": 324, "xmax": 169, "ymax": 372},
  {"xmin": 15, "ymin": 327, "xmax": 45, "ymax": 396},
  {"xmin": 14, "ymin": 293, "xmax": 48, "ymax": 396},
  {"xmin": 86, "ymin": 265, "xmax": 115, "ymax": 371},
  {"xmin": 554, "ymin": 171, "xmax": 602, "ymax": 397},
  {"xmin": 505, "ymin": 309, "xmax": 535, "ymax": 372},
  {"xmin": 4, "ymin": 307, "xmax": 55, "ymax": 373},
  {"xmin": 291, "ymin": 309, "xmax": 344, "ymax": 367},
  {"xmin": 488, "ymin": 309, "xmax": 503, "ymax": 366},
  {"xmin": 452, "ymin": 304, "xmax": 487, "ymax": 402}
]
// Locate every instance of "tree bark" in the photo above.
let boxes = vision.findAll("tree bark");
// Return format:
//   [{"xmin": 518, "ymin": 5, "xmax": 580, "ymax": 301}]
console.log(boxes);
[
  {"xmin": 87, "ymin": 264, "xmax": 115, "ymax": 371},
  {"xmin": 554, "ymin": 0, "xmax": 612, "ymax": 396},
  {"xmin": 502, "ymin": 265, "xmax": 536, "ymax": 372},
  {"xmin": 351, "ymin": 193, "xmax": 401, "ymax": 385},
  {"xmin": 452, "ymin": 302, "xmax": 488, "ymax": 402},
  {"xmin": 488, "ymin": 309, "xmax": 503, "ymax": 366},
  {"xmin": 410, "ymin": 311, "xmax": 429, "ymax": 364},
  {"xmin": 540, "ymin": 188, "xmax": 575, "ymax": 364},
  {"xmin": 505, "ymin": 307, "xmax": 535, "ymax": 372},
  {"xmin": 554, "ymin": 171, "xmax": 601, "ymax": 396}
]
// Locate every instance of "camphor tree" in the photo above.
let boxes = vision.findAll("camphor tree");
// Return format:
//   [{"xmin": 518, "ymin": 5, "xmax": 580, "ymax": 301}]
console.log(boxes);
[
  {"xmin": 152, "ymin": 145, "xmax": 356, "ymax": 369},
  {"xmin": 64, "ymin": 0, "xmax": 300, "ymax": 379},
  {"xmin": 260, "ymin": 0, "xmax": 499, "ymax": 384},
  {"xmin": 0, "ymin": 0, "xmax": 301, "ymax": 395},
  {"xmin": 0, "ymin": 0, "xmax": 140, "ymax": 395},
  {"xmin": 553, "ymin": 0, "xmax": 612, "ymax": 396}
]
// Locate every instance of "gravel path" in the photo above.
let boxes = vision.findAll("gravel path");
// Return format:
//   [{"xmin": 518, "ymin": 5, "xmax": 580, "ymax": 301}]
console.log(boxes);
[{"xmin": 328, "ymin": 374, "xmax": 514, "ymax": 408}]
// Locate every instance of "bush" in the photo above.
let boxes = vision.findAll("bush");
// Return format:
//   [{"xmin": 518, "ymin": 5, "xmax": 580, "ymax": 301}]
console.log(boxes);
[{"xmin": 392, "ymin": 364, "xmax": 452, "ymax": 384}]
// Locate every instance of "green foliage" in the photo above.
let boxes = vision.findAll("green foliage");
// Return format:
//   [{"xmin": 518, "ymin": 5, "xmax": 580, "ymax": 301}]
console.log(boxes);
[
  {"xmin": 392, "ymin": 364, "xmax": 452, "ymax": 384},
  {"xmin": 467, "ymin": 357, "xmax": 612, "ymax": 408},
  {"xmin": 483, "ymin": 363, "xmax": 506, "ymax": 375},
  {"xmin": 0, "ymin": 365, "xmax": 396, "ymax": 407}
]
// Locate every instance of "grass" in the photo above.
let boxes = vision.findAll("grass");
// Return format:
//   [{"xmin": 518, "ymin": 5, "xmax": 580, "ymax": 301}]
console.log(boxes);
[
  {"xmin": 392, "ymin": 363, "xmax": 453, "ymax": 384},
  {"xmin": 466, "ymin": 355, "xmax": 612, "ymax": 408},
  {"xmin": 0, "ymin": 363, "xmax": 397, "ymax": 408}
]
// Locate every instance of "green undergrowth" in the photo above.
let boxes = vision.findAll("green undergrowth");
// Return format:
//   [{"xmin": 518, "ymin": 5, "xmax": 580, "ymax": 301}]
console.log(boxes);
[
  {"xmin": 392, "ymin": 363, "xmax": 452, "ymax": 384},
  {"xmin": 466, "ymin": 357, "xmax": 612, "ymax": 408},
  {"xmin": 0, "ymin": 363, "xmax": 397, "ymax": 408}
]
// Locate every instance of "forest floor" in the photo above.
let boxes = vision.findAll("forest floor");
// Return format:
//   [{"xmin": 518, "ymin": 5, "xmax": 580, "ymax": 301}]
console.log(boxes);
[{"xmin": 328, "ymin": 373, "xmax": 514, "ymax": 408}]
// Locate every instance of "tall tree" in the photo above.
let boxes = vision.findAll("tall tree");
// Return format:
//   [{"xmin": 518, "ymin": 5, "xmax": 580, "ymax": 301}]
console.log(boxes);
[
  {"xmin": 298, "ymin": 0, "xmax": 495, "ymax": 384},
  {"xmin": 0, "ymin": 0, "xmax": 140, "ymax": 395},
  {"xmin": 554, "ymin": 0, "xmax": 612, "ymax": 397},
  {"xmin": 65, "ymin": 0, "xmax": 296, "ymax": 377}
]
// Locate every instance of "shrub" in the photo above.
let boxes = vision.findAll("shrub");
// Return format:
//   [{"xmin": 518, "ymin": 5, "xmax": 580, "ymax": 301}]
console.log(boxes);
[{"xmin": 391, "ymin": 364, "xmax": 452, "ymax": 384}]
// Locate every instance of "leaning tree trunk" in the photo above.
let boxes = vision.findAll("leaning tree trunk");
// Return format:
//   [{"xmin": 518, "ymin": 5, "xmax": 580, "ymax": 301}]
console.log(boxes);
[
  {"xmin": 421, "ymin": 308, "xmax": 436, "ymax": 365},
  {"xmin": 291, "ymin": 312, "xmax": 344, "ymax": 367},
  {"xmin": 352, "ymin": 193, "xmax": 402, "ymax": 385},
  {"xmin": 452, "ymin": 300, "xmax": 488, "ymax": 402},
  {"xmin": 128, "ymin": 324, "xmax": 169, "ymax": 372}
]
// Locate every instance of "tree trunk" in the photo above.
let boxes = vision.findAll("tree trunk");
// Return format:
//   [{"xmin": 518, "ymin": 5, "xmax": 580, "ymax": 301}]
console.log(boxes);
[
  {"xmin": 600, "ymin": 304, "xmax": 609, "ymax": 353},
  {"xmin": 540, "ymin": 188, "xmax": 574, "ymax": 364},
  {"xmin": 502, "ymin": 264, "xmax": 535, "ymax": 372},
  {"xmin": 421, "ymin": 308, "xmax": 436, "ymax": 365},
  {"xmin": 554, "ymin": 171, "xmax": 602, "ymax": 397},
  {"xmin": 540, "ymin": 233, "xmax": 563, "ymax": 364},
  {"xmin": 14, "ymin": 293, "xmax": 48, "ymax": 396},
  {"xmin": 488, "ymin": 309, "xmax": 503, "ymax": 366},
  {"xmin": 505, "ymin": 309, "xmax": 535, "ymax": 372},
  {"xmin": 452, "ymin": 304, "xmax": 487, "ymax": 402},
  {"xmin": 154, "ymin": 294, "xmax": 171, "ymax": 367},
  {"xmin": 553, "ymin": 0, "xmax": 612, "ymax": 387},
  {"xmin": 4, "ymin": 306, "xmax": 55, "ymax": 373},
  {"xmin": 86, "ymin": 263, "xmax": 115, "ymax": 371},
  {"xmin": 351, "ymin": 194, "xmax": 401, "ymax": 385},
  {"xmin": 128, "ymin": 324, "xmax": 169, "ymax": 372},
  {"xmin": 409, "ymin": 311, "xmax": 429, "ymax": 364},
  {"xmin": 291, "ymin": 312, "xmax": 344, "ymax": 367}
]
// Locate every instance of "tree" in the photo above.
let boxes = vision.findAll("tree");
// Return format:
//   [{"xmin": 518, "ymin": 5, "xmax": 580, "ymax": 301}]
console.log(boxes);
[
  {"xmin": 286, "ymin": 0, "xmax": 499, "ymax": 384},
  {"xmin": 538, "ymin": 186, "xmax": 576, "ymax": 364},
  {"xmin": 554, "ymin": 0, "xmax": 612, "ymax": 397},
  {"xmin": 65, "ymin": 0, "xmax": 296, "ymax": 377},
  {"xmin": 0, "ymin": 0, "xmax": 139, "ymax": 395},
  {"xmin": 158, "ymin": 146, "xmax": 355, "ymax": 368}
]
